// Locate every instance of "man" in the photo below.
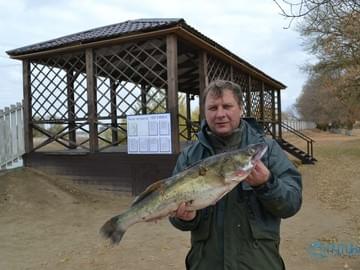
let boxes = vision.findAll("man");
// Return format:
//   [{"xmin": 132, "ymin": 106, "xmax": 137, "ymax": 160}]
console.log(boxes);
[{"xmin": 169, "ymin": 80, "xmax": 302, "ymax": 270}]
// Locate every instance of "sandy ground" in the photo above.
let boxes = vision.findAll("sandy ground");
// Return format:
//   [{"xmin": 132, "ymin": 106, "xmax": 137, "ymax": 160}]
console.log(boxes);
[{"xmin": 1, "ymin": 129, "xmax": 360, "ymax": 270}]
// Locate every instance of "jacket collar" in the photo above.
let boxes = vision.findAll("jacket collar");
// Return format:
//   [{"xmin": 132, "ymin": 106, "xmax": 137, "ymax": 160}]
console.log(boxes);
[{"xmin": 196, "ymin": 118, "xmax": 265, "ymax": 153}]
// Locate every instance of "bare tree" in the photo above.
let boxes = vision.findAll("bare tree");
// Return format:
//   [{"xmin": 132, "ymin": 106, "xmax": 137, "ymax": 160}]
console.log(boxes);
[
  {"xmin": 273, "ymin": 0, "xmax": 360, "ymax": 28},
  {"xmin": 296, "ymin": 69, "xmax": 358, "ymax": 129},
  {"xmin": 274, "ymin": 0, "xmax": 360, "ymax": 127}
]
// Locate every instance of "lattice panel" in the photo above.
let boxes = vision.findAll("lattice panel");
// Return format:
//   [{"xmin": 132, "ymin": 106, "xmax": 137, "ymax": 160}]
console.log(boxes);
[
  {"xmin": 250, "ymin": 91, "xmax": 261, "ymax": 119},
  {"xmin": 207, "ymin": 55, "xmax": 231, "ymax": 82},
  {"xmin": 70, "ymin": 72, "xmax": 88, "ymax": 120},
  {"xmin": 144, "ymin": 86, "xmax": 167, "ymax": 113},
  {"xmin": 249, "ymin": 78, "xmax": 262, "ymax": 119},
  {"xmin": 177, "ymin": 50, "xmax": 199, "ymax": 93},
  {"xmin": 96, "ymin": 121, "xmax": 128, "ymax": 151},
  {"xmin": 94, "ymin": 38, "xmax": 168, "ymax": 119},
  {"xmin": 233, "ymin": 68, "xmax": 249, "ymax": 114},
  {"xmin": 116, "ymin": 81, "xmax": 141, "ymax": 116},
  {"xmin": 263, "ymin": 88, "xmax": 274, "ymax": 121},
  {"xmin": 241, "ymin": 91, "xmax": 249, "ymax": 116},
  {"xmin": 30, "ymin": 53, "xmax": 87, "ymax": 121},
  {"xmin": 31, "ymin": 121, "xmax": 91, "ymax": 152}
]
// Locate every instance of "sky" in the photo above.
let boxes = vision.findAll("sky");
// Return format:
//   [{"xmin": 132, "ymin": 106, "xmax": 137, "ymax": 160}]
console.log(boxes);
[{"xmin": 0, "ymin": 0, "xmax": 314, "ymax": 111}]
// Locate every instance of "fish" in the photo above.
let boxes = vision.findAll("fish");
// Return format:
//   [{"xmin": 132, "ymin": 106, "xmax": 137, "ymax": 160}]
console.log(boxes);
[{"xmin": 100, "ymin": 143, "xmax": 268, "ymax": 245}]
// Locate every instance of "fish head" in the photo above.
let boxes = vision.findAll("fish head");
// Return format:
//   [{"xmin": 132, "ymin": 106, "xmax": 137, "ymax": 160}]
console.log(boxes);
[{"xmin": 222, "ymin": 143, "xmax": 268, "ymax": 183}]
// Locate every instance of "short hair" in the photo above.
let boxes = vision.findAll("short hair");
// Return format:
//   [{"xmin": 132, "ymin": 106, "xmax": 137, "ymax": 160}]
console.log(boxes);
[{"xmin": 202, "ymin": 79, "xmax": 244, "ymax": 107}]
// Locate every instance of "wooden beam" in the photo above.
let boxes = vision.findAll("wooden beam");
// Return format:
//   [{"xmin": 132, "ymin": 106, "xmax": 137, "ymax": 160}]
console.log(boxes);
[
  {"xmin": 186, "ymin": 93, "xmax": 191, "ymax": 140},
  {"xmin": 110, "ymin": 79, "xmax": 118, "ymax": 144},
  {"xmin": 166, "ymin": 35, "xmax": 180, "ymax": 154},
  {"xmin": 67, "ymin": 70, "xmax": 76, "ymax": 148},
  {"xmin": 246, "ymin": 75, "xmax": 252, "ymax": 117},
  {"xmin": 198, "ymin": 51, "xmax": 208, "ymax": 121},
  {"xmin": 22, "ymin": 60, "xmax": 33, "ymax": 153},
  {"xmin": 141, "ymin": 84, "xmax": 147, "ymax": 115},
  {"xmin": 86, "ymin": 48, "xmax": 98, "ymax": 152},
  {"xmin": 277, "ymin": 89, "xmax": 282, "ymax": 138},
  {"xmin": 260, "ymin": 81, "xmax": 265, "ymax": 123}
]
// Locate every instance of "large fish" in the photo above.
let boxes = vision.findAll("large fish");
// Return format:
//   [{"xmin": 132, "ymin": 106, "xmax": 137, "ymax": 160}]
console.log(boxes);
[{"xmin": 100, "ymin": 143, "xmax": 267, "ymax": 244}]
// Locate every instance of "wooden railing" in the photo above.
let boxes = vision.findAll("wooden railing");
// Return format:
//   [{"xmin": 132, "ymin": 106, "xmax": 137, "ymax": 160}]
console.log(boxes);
[{"xmin": 178, "ymin": 114, "xmax": 200, "ymax": 141}]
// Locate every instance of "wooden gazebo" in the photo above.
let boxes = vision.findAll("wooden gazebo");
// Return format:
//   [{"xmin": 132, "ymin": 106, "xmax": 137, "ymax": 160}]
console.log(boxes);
[{"xmin": 7, "ymin": 18, "xmax": 313, "ymax": 194}]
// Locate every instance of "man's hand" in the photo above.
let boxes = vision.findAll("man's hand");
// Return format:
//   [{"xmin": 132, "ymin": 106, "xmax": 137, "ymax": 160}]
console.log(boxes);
[
  {"xmin": 172, "ymin": 202, "xmax": 197, "ymax": 221},
  {"xmin": 245, "ymin": 160, "xmax": 270, "ymax": 188}
]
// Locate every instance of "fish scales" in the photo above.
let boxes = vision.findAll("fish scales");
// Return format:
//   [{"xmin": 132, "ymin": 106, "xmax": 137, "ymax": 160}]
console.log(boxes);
[{"xmin": 100, "ymin": 143, "xmax": 267, "ymax": 245}]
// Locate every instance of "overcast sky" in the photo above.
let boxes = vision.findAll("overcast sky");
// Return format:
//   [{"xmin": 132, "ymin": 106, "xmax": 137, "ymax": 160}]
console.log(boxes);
[{"xmin": 0, "ymin": 0, "xmax": 313, "ymax": 111}]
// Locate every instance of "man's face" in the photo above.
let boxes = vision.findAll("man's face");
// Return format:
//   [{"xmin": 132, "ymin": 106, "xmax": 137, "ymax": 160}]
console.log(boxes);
[{"xmin": 205, "ymin": 89, "xmax": 243, "ymax": 137}]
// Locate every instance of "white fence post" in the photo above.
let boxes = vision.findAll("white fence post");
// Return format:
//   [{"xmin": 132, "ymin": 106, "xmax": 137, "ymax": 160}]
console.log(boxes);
[
  {"xmin": 0, "ymin": 109, "xmax": 5, "ymax": 169},
  {"xmin": 0, "ymin": 103, "xmax": 25, "ymax": 170}
]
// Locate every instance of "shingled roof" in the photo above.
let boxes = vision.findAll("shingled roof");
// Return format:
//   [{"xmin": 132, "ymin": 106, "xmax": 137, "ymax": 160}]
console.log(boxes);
[
  {"xmin": 6, "ymin": 18, "xmax": 286, "ymax": 89},
  {"xmin": 7, "ymin": 18, "xmax": 184, "ymax": 56}
]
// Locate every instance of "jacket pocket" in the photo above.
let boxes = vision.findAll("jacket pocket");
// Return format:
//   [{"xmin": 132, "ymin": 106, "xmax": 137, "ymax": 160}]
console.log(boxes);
[{"xmin": 247, "ymin": 194, "xmax": 280, "ymax": 241}]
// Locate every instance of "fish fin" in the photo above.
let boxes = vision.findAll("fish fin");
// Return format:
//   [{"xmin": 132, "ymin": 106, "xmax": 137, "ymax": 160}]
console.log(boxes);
[
  {"xmin": 100, "ymin": 215, "xmax": 126, "ymax": 245},
  {"xmin": 131, "ymin": 180, "xmax": 165, "ymax": 206}
]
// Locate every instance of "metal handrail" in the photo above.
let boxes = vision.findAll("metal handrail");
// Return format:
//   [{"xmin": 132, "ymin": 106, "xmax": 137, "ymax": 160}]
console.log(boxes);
[
  {"xmin": 281, "ymin": 121, "xmax": 315, "ymax": 142},
  {"xmin": 280, "ymin": 121, "xmax": 315, "ymax": 160}
]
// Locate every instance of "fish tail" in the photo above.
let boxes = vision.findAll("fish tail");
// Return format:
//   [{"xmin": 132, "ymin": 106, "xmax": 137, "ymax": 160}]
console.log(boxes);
[{"xmin": 100, "ymin": 215, "xmax": 126, "ymax": 245}]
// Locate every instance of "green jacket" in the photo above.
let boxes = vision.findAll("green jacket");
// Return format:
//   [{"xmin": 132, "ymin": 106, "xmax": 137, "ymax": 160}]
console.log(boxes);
[{"xmin": 169, "ymin": 119, "xmax": 302, "ymax": 270}]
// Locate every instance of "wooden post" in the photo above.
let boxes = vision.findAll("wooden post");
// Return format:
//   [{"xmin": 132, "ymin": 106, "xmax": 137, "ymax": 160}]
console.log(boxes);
[
  {"xmin": 277, "ymin": 89, "xmax": 282, "ymax": 138},
  {"xmin": 16, "ymin": 102, "xmax": 25, "ymax": 155},
  {"xmin": 166, "ymin": 35, "xmax": 179, "ymax": 154},
  {"xmin": 246, "ymin": 75, "xmax": 252, "ymax": 117},
  {"xmin": 141, "ymin": 84, "xmax": 147, "ymax": 115},
  {"xmin": 86, "ymin": 48, "xmax": 98, "ymax": 152},
  {"xmin": 260, "ymin": 81, "xmax": 265, "ymax": 125},
  {"xmin": 110, "ymin": 78, "xmax": 118, "ymax": 145},
  {"xmin": 186, "ymin": 93, "xmax": 191, "ymax": 140},
  {"xmin": 67, "ymin": 70, "xmax": 76, "ymax": 148},
  {"xmin": 22, "ymin": 60, "xmax": 33, "ymax": 153},
  {"xmin": 198, "ymin": 51, "xmax": 208, "ymax": 121}
]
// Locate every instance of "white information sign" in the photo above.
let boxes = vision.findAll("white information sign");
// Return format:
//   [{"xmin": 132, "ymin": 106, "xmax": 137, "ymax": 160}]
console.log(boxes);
[{"xmin": 127, "ymin": 113, "xmax": 172, "ymax": 154}]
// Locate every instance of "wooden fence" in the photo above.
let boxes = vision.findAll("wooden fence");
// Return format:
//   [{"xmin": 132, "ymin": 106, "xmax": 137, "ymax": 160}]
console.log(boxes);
[
  {"xmin": 0, "ymin": 103, "xmax": 25, "ymax": 170},
  {"xmin": 282, "ymin": 120, "xmax": 316, "ymax": 132}
]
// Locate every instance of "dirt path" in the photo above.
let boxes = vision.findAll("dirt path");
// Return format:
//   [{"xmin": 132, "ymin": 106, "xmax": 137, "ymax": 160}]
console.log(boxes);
[{"xmin": 1, "ymin": 129, "xmax": 360, "ymax": 270}]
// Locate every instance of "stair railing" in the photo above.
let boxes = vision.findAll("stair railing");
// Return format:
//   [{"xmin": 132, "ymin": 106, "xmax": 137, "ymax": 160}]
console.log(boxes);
[{"xmin": 280, "ymin": 121, "xmax": 315, "ymax": 160}]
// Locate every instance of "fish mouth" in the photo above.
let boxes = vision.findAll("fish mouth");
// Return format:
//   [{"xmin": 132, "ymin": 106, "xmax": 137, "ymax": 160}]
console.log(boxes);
[
  {"xmin": 231, "ymin": 143, "xmax": 269, "ymax": 180},
  {"xmin": 250, "ymin": 143, "xmax": 268, "ymax": 164}
]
